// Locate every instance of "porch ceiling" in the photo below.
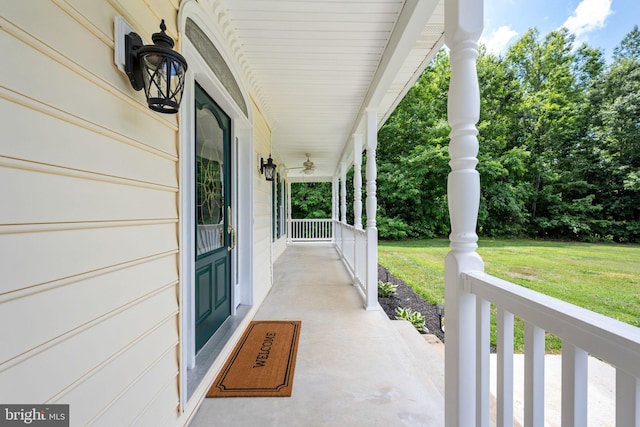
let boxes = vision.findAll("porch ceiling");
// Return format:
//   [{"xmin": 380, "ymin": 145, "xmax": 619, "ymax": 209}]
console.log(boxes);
[{"xmin": 208, "ymin": 0, "xmax": 444, "ymax": 181}]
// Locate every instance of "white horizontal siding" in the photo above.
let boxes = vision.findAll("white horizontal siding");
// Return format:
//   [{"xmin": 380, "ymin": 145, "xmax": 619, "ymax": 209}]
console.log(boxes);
[
  {"xmin": 1, "ymin": 14, "xmax": 177, "ymax": 156},
  {"xmin": 136, "ymin": 379, "xmax": 182, "ymax": 427},
  {"xmin": 0, "ymin": 222, "xmax": 178, "ymax": 294},
  {"xmin": 0, "ymin": 165, "xmax": 177, "ymax": 225},
  {"xmin": 0, "ymin": 286, "xmax": 178, "ymax": 403},
  {"xmin": 90, "ymin": 344, "xmax": 178, "ymax": 427},
  {"xmin": 69, "ymin": 319, "xmax": 179, "ymax": 425},
  {"xmin": 273, "ymin": 235, "xmax": 287, "ymax": 261},
  {"xmin": 0, "ymin": 254, "xmax": 178, "ymax": 365},
  {"xmin": 0, "ymin": 98, "xmax": 178, "ymax": 187},
  {"xmin": 0, "ymin": 0, "xmax": 181, "ymax": 425},
  {"xmin": 252, "ymin": 101, "xmax": 273, "ymax": 305}
]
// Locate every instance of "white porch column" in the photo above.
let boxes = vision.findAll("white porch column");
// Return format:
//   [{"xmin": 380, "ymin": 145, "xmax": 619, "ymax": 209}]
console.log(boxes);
[
  {"xmin": 287, "ymin": 181, "xmax": 292, "ymax": 243},
  {"xmin": 340, "ymin": 162, "xmax": 347, "ymax": 223},
  {"xmin": 444, "ymin": 0, "xmax": 484, "ymax": 425},
  {"xmin": 365, "ymin": 109, "xmax": 379, "ymax": 310},
  {"xmin": 353, "ymin": 134, "xmax": 363, "ymax": 230}
]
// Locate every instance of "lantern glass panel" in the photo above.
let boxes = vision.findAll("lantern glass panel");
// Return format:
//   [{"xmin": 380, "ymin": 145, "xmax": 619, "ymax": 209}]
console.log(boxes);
[
  {"xmin": 265, "ymin": 167, "xmax": 275, "ymax": 181},
  {"xmin": 140, "ymin": 53, "xmax": 186, "ymax": 113}
]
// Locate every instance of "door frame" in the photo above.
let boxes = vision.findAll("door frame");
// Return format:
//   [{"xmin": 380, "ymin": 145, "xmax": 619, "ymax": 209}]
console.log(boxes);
[{"xmin": 179, "ymin": 0, "xmax": 254, "ymax": 410}]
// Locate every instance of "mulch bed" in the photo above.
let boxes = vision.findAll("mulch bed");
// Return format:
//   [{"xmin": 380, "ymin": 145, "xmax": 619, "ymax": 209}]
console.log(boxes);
[{"xmin": 378, "ymin": 264, "xmax": 445, "ymax": 343}]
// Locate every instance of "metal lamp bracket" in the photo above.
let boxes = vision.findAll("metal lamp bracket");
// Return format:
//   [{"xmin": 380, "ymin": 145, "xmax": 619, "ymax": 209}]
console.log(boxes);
[{"xmin": 124, "ymin": 32, "xmax": 144, "ymax": 91}]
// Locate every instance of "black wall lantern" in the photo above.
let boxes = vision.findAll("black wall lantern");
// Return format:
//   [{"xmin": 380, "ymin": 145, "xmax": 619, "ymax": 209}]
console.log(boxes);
[
  {"xmin": 124, "ymin": 20, "xmax": 188, "ymax": 114},
  {"xmin": 260, "ymin": 155, "xmax": 277, "ymax": 181}
]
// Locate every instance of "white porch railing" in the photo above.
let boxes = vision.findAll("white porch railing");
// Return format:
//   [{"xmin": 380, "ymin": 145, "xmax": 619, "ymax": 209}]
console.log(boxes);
[
  {"xmin": 289, "ymin": 218, "xmax": 333, "ymax": 242},
  {"xmin": 291, "ymin": 219, "xmax": 373, "ymax": 308},
  {"xmin": 464, "ymin": 271, "xmax": 640, "ymax": 426},
  {"xmin": 334, "ymin": 222, "xmax": 368, "ymax": 302}
]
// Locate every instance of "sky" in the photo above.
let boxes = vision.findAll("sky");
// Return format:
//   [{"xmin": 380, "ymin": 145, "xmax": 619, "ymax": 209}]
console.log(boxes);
[{"xmin": 480, "ymin": 0, "xmax": 639, "ymax": 61}]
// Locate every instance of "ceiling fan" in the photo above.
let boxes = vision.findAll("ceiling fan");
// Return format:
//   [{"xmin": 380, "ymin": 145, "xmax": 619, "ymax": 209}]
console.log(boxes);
[{"xmin": 288, "ymin": 153, "xmax": 316, "ymax": 175}]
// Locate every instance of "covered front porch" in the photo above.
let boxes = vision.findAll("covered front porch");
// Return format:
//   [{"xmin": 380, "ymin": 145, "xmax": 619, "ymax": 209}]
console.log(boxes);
[
  {"xmin": 190, "ymin": 243, "xmax": 445, "ymax": 426},
  {"xmin": 189, "ymin": 0, "xmax": 640, "ymax": 424}
]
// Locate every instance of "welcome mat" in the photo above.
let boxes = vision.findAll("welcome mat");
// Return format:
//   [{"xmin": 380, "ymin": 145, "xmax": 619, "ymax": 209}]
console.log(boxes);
[{"xmin": 207, "ymin": 320, "xmax": 302, "ymax": 397}]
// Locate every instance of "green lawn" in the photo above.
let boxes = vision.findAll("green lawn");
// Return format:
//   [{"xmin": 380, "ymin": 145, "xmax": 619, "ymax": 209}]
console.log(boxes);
[{"xmin": 378, "ymin": 239, "xmax": 640, "ymax": 352}]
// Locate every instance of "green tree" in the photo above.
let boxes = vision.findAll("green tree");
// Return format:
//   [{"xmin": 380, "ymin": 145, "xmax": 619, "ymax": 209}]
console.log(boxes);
[
  {"xmin": 377, "ymin": 51, "xmax": 451, "ymax": 239},
  {"xmin": 588, "ymin": 26, "xmax": 640, "ymax": 241},
  {"xmin": 505, "ymin": 28, "xmax": 602, "ymax": 239},
  {"xmin": 290, "ymin": 182, "xmax": 332, "ymax": 219},
  {"xmin": 476, "ymin": 46, "xmax": 530, "ymax": 236},
  {"xmin": 358, "ymin": 26, "xmax": 638, "ymax": 242}
]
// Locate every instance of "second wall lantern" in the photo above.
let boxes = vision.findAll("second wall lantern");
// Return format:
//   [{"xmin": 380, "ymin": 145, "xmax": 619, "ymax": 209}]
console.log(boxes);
[{"xmin": 260, "ymin": 155, "xmax": 277, "ymax": 181}]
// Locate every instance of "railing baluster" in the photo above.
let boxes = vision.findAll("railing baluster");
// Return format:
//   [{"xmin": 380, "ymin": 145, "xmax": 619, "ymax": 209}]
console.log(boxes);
[
  {"xmin": 477, "ymin": 297, "xmax": 490, "ymax": 427},
  {"xmin": 466, "ymin": 271, "xmax": 640, "ymax": 427},
  {"xmin": 561, "ymin": 341, "xmax": 588, "ymax": 426},
  {"xmin": 524, "ymin": 323, "xmax": 545, "ymax": 427},
  {"xmin": 616, "ymin": 368, "xmax": 640, "ymax": 427},
  {"xmin": 497, "ymin": 307, "xmax": 514, "ymax": 427}
]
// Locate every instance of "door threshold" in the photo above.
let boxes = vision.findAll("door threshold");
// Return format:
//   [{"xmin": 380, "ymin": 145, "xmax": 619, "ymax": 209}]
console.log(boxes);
[{"xmin": 186, "ymin": 304, "xmax": 251, "ymax": 400}]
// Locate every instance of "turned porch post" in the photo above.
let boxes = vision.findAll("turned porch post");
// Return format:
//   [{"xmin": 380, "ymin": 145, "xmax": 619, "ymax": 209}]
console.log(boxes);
[
  {"xmin": 444, "ymin": 0, "xmax": 484, "ymax": 425},
  {"xmin": 365, "ymin": 108, "xmax": 379, "ymax": 310},
  {"xmin": 353, "ymin": 134, "xmax": 363, "ymax": 230},
  {"xmin": 287, "ymin": 181, "xmax": 292, "ymax": 243}
]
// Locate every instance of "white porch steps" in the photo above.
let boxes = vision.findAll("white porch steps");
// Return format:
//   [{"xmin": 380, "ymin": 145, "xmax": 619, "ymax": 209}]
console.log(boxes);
[
  {"xmin": 389, "ymin": 319, "xmax": 617, "ymax": 426},
  {"xmin": 390, "ymin": 320, "xmax": 445, "ymax": 399}
]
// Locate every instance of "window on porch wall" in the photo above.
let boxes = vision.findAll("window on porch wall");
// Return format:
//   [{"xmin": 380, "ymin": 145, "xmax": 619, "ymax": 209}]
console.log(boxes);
[
  {"xmin": 280, "ymin": 181, "xmax": 286, "ymax": 238},
  {"xmin": 272, "ymin": 172, "xmax": 284, "ymax": 241}
]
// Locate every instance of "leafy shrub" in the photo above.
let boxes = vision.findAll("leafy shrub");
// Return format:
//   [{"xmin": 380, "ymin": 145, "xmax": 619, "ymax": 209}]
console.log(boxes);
[
  {"xmin": 377, "ymin": 280, "xmax": 398, "ymax": 298},
  {"xmin": 395, "ymin": 307, "xmax": 428, "ymax": 333},
  {"xmin": 376, "ymin": 216, "xmax": 413, "ymax": 240}
]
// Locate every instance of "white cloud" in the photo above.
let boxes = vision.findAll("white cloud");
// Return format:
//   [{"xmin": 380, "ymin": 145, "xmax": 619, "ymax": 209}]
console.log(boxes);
[
  {"xmin": 562, "ymin": 0, "xmax": 613, "ymax": 41},
  {"xmin": 480, "ymin": 25, "xmax": 519, "ymax": 54}
]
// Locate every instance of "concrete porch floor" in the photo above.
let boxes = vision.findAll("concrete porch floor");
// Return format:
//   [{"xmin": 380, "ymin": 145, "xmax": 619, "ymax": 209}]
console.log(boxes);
[{"xmin": 189, "ymin": 243, "xmax": 445, "ymax": 426}]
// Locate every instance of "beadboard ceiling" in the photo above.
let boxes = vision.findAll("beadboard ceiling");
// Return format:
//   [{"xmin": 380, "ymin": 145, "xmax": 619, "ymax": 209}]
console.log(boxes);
[{"xmin": 207, "ymin": 0, "xmax": 445, "ymax": 181}]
